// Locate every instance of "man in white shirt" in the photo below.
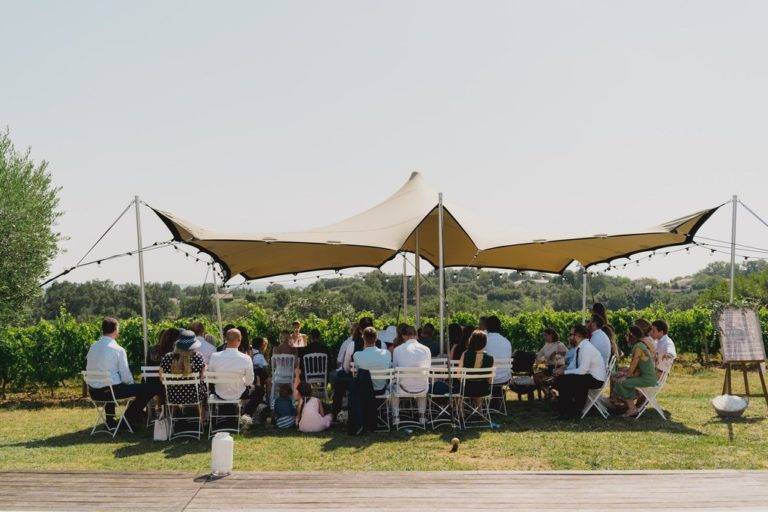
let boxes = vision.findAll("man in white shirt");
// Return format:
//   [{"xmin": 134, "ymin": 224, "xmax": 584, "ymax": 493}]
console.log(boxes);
[
  {"xmin": 554, "ymin": 324, "xmax": 606, "ymax": 419},
  {"xmin": 85, "ymin": 317, "xmax": 158, "ymax": 428},
  {"xmin": 484, "ymin": 316, "xmax": 512, "ymax": 384},
  {"xmin": 587, "ymin": 314, "xmax": 612, "ymax": 367},
  {"xmin": 650, "ymin": 319, "xmax": 677, "ymax": 374},
  {"xmin": 190, "ymin": 321, "xmax": 217, "ymax": 365},
  {"xmin": 208, "ymin": 328, "xmax": 262, "ymax": 428},
  {"xmin": 392, "ymin": 324, "xmax": 431, "ymax": 425},
  {"xmin": 331, "ymin": 322, "xmax": 357, "ymax": 418}
]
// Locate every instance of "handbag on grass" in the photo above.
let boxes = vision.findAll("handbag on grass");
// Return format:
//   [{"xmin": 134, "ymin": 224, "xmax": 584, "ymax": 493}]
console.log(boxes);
[{"xmin": 153, "ymin": 410, "xmax": 170, "ymax": 441}]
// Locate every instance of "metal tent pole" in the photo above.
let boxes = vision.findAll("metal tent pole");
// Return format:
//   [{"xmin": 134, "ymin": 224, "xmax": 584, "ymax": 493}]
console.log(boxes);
[
  {"xmin": 402, "ymin": 254, "xmax": 408, "ymax": 320},
  {"xmin": 134, "ymin": 196, "xmax": 149, "ymax": 365},
  {"xmin": 438, "ymin": 193, "xmax": 445, "ymax": 355},
  {"xmin": 212, "ymin": 265, "xmax": 224, "ymax": 342},
  {"xmin": 729, "ymin": 194, "xmax": 738, "ymax": 304},
  {"xmin": 582, "ymin": 268, "xmax": 588, "ymax": 322},
  {"xmin": 415, "ymin": 228, "xmax": 421, "ymax": 329}
]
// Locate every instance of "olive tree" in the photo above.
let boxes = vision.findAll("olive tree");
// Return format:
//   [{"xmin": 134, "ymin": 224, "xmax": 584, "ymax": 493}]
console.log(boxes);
[{"xmin": 0, "ymin": 129, "xmax": 62, "ymax": 325}]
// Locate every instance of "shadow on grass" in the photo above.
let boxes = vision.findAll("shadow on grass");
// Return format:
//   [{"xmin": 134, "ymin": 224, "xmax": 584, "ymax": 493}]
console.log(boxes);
[{"xmin": 703, "ymin": 415, "xmax": 765, "ymax": 442}]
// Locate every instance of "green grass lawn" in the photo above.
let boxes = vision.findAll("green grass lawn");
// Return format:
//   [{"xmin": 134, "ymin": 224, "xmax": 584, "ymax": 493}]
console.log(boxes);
[{"xmin": 1, "ymin": 363, "xmax": 767, "ymax": 472}]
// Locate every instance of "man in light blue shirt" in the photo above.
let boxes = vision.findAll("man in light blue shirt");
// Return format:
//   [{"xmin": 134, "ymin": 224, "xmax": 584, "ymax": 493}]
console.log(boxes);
[
  {"xmin": 353, "ymin": 329, "xmax": 392, "ymax": 393},
  {"xmin": 85, "ymin": 317, "xmax": 158, "ymax": 428},
  {"xmin": 587, "ymin": 314, "xmax": 612, "ymax": 367}
]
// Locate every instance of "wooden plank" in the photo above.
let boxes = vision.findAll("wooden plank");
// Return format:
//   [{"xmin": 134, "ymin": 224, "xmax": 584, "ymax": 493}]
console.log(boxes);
[{"xmin": 1, "ymin": 471, "xmax": 768, "ymax": 511}]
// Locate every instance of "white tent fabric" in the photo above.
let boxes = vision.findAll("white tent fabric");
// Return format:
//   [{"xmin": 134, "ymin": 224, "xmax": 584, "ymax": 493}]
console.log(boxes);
[{"xmin": 151, "ymin": 172, "xmax": 721, "ymax": 281}]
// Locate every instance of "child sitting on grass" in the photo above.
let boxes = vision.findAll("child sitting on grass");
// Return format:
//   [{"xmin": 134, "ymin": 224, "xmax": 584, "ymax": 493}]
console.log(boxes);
[
  {"xmin": 273, "ymin": 384, "xmax": 296, "ymax": 428},
  {"xmin": 297, "ymin": 382, "xmax": 332, "ymax": 433}
]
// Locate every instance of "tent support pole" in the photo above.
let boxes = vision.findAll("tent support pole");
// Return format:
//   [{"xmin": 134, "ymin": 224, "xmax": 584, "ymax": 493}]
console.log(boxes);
[
  {"xmin": 438, "ymin": 193, "xmax": 445, "ymax": 356},
  {"xmin": 134, "ymin": 195, "xmax": 149, "ymax": 365},
  {"xmin": 729, "ymin": 194, "xmax": 737, "ymax": 304},
  {"xmin": 415, "ymin": 228, "xmax": 421, "ymax": 329},
  {"xmin": 402, "ymin": 254, "xmax": 408, "ymax": 320},
  {"xmin": 581, "ymin": 268, "xmax": 588, "ymax": 322},
  {"xmin": 212, "ymin": 265, "xmax": 224, "ymax": 342}
]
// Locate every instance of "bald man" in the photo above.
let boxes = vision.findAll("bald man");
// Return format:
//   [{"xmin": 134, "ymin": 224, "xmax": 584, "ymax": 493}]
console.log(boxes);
[{"xmin": 208, "ymin": 328, "xmax": 262, "ymax": 428}]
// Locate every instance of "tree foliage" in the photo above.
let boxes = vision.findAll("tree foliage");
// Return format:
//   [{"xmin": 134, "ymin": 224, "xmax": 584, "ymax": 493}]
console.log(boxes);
[{"xmin": 0, "ymin": 129, "xmax": 62, "ymax": 325}]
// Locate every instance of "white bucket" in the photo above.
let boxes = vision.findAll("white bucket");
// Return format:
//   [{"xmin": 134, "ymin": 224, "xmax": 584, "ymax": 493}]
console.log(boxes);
[{"xmin": 211, "ymin": 432, "xmax": 234, "ymax": 476}]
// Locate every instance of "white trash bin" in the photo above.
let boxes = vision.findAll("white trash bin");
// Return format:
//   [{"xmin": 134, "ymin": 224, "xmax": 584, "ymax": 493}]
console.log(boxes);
[{"xmin": 211, "ymin": 432, "xmax": 234, "ymax": 476}]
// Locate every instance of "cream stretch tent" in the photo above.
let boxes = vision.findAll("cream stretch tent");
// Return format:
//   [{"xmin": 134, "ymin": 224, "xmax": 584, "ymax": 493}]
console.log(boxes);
[{"xmin": 150, "ymin": 172, "xmax": 720, "ymax": 280}]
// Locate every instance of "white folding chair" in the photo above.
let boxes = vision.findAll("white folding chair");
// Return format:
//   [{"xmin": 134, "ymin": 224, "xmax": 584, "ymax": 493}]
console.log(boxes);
[
  {"xmin": 161, "ymin": 373, "xmax": 204, "ymax": 440},
  {"xmin": 490, "ymin": 358, "xmax": 513, "ymax": 415},
  {"xmin": 205, "ymin": 370, "xmax": 246, "ymax": 438},
  {"xmin": 392, "ymin": 367, "xmax": 430, "ymax": 430},
  {"xmin": 270, "ymin": 354, "xmax": 296, "ymax": 408},
  {"xmin": 635, "ymin": 358, "xmax": 674, "ymax": 420},
  {"xmin": 369, "ymin": 368, "xmax": 394, "ymax": 432},
  {"xmin": 303, "ymin": 353, "xmax": 329, "ymax": 401},
  {"xmin": 581, "ymin": 355, "xmax": 617, "ymax": 419},
  {"xmin": 431, "ymin": 357, "xmax": 448, "ymax": 367},
  {"xmin": 81, "ymin": 370, "xmax": 134, "ymax": 437},
  {"xmin": 427, "ymin": 366, "xmax": 459, "ymax": 430},
  {"xmin": 140, "ymin": 366, "xmax": 161, "ymax": 426},
  {"xmin": 458, "ymin": 367, "xmax": 496, "ymax": 430}
]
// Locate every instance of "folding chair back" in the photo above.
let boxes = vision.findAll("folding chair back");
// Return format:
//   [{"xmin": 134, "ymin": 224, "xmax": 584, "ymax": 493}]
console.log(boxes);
[
  {"xmin": 428, "ymin": 366, "xmax": 459, "ymax": 430},
  {"xmin": 303, "ymin": 353, "xmax": 329, "ymax": 400},
  {"xmin": 431, "ymin": 357, "xmax": 448, "ymax": 367},
  {"xmin": 161, "ymin": 373, "xmax": 204, "ymax": 440},
  {"xmin": 81, "ymin": 370, "xmax": 134, "ymax": 437},
  {"xmin": 636, "ymin": 358, "xmax": 674, "ymax": 420},
  {"xmin": 140, "ymin": 366, "xmax": 160, "ymax": 381},
  {"xmin": 458, "ymin": 367, "xmax": 496, "ymax": 429},
  {"xmin": 368, "ymin": 368, "xmax": 394, "ymax": 432},
  {"xmin": 393, "ymin": 367, "xmax": 430, "ymax": 397},
  {"xmin": 270, "ymin": 354, "xmax": 296, "ymax": 407},
  {"xmin": 581, "ymin": 355, "xmax": 617, "ymax": 419},
  {"xmin": 491, "ymin": 357, "xmax": 514, "ymax": 414},
  {"xmin": 205, "ymin": 370, "xmax": 246, "ymax": 438}
]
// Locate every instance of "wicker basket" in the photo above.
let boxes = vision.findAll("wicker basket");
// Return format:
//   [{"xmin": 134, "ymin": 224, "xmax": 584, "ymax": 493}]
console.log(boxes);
[{"xmin": 711, "ymin": 395, "xmax": 748, "ymax": 418}]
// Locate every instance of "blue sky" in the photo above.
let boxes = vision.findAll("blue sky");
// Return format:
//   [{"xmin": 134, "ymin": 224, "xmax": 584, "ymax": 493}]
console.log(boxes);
[{"xmin": 3, "ymin": 1, "xmax": 768, "ymax": 285}]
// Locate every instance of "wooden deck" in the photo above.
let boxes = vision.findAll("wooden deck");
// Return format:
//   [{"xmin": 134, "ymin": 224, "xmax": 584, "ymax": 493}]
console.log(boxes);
[{"xmin": 1, "ymin": 470, "xmax": 767, "ymax": 511}]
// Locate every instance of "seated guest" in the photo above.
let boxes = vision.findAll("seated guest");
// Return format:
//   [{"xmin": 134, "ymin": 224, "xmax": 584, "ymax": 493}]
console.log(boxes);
[
  {"xmin": 392, "ymin": 322, "xmax": 409, "ymax": 351},
  {"xmin": 300, "ymin": 328, "xmax": 331, "ymax": 361},
  {"xmin": 535, "ymin": 328, "xmax": 568, "ymax": 370},
  {"xmin": 587, "ymin": 314, "xmax": 612, "ymax": 366},
  {"xmin": 392, "ymin": 324, "xmax": 431, "ymax": 426},
  {"xmin": 273, "ymin": 384, "xmax": 297, "ymax": 428},
  {"xmin": 343, "ymin": 317, "xmax": 380, "ymax": 371},
  {"xmin": 611, "ymin": 326, "xmax": 658, "ymax": 417},
  {"xmin": 147, "ymin": 328, "xmax": 179, "ymax": 366},
  {"xmin": 419, "ymin": 323, "xmax": 440, "ymax": 357},
  {"xmin": 451, "ymin": 325, "xmax": 474, "ymax": 361},
  {"xmin": 484, "ymin": 316, "xmax": 512, "ymax": 385},
  {"xmin": 602, "ymin": 324, "xmax": 622, "ymax": 361},
  {"xmin": 252, "ymin": 336, "xmax": 269, "ymax": 369},
  {"xmin": 459, "ymin": 330, "xmax": 495, "ymax": 398},
  {"xmin": 208, "ymin": 328, "xmax": 263, "ymax": 429},
  {"xmin": 378, "ymin": 325, "xmax": 397, "ymax": 352},
  {"xmin": 190, "ymin": 321, "xmax": 217, "ymax": 364},
  {"xmin": 447, "ymin": 323, "xmax": 463, "ymax": 361},
  {"xmin": 159, "ymin": 330, "xmax": 207, "ymax": 411},
  {"xmin": 331, "ymin": 323, "xmax": 356, "ymax": 418},
  {"xmin": 650, "ymin": 319, "xmax": 676, "ymax": 374},
  {"xmin": 634, "ymin": 318, "xmax": 657, "ymax": 357},
  {"xmin": 86, "ymin": 317, "xmax": 158, "ymax": 428},
  {"xmin": 236, "ymin": 325, "xmax": 252, "ymax": 356},
  {"xmin": 297, "ymin": 381, "xmax": 332, "ymax": 432},
  {"xmin": 591, "ymin": 302, "xmax": 608, "ymax": 323},
  {"xmin": 553, "ymin": 324, "xmax": 606, "ymax": 419},
  {"xmin": 353, "ymin": 327, "xmax": 393, "ymax": 394},
  {"xmin": 272, "ymin": 330, "xmax": 298, "ymax": 359}
]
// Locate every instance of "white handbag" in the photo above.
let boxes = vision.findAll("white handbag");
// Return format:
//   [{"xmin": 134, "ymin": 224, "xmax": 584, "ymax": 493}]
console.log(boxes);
[{"xmin": 153, "ymin": 410, "xmax": 170, "ymax": 441}]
